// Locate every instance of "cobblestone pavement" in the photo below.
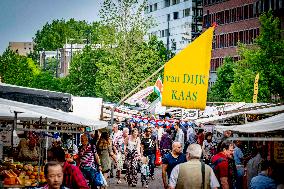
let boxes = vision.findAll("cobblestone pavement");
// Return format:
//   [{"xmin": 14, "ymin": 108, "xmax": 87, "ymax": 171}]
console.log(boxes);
[{"xmin": 108, "ymin": 166, "xmax": 164, "ymax": 189}]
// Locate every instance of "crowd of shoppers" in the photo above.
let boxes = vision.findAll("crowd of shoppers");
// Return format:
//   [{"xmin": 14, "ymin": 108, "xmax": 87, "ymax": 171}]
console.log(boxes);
[{"xmin": 39, "ymin": 117, "xmax": 283, "ymax": 189}]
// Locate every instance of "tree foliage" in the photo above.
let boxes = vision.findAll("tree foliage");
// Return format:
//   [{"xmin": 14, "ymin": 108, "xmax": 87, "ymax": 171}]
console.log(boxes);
[
  {"xmin": 1, "ymin": 4, "xmax": 173, "ymax": 103},
  {"xmin": 63, "ymin": 36, "xmax": 171, "ymax": 102},
  {"xmin": 96, "ymin": 0, "xmax": 170, "ymax": 100},
  {"xmin": 230, "ymin": 11, "xmax": 284, "ymax": 102},
  {"xmin": 33, "ymin": 19, "xmax": 100, "ymax": 51},
  {"xmin": 208, "ymin": 57, "xmax": 234, "ymax": 102},
  {"xmin": 0, "ymin": 49, "xmax": 61, "ymax": 91},
  {"xmin": 0, "ymin": 49, "xmax": 40, "ymax": 86},
  {"xmin": 64, "ymin": 46, "xmax": 98, "ymax": 96}
]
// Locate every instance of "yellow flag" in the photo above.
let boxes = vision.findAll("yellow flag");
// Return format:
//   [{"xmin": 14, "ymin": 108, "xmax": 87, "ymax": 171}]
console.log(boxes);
[
  {"xmin": 161, "ymin": 27, "xmax": 214, "ymax": 110},
  {"xmin": 253, "ymin": 73, "xmax": 260, "ymax": 103}
]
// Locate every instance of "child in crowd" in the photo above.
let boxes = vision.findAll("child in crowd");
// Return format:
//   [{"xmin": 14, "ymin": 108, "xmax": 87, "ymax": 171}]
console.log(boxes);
[{"xmin": 141, "ymin": 156, "xmax": 150, "ymax": 188}]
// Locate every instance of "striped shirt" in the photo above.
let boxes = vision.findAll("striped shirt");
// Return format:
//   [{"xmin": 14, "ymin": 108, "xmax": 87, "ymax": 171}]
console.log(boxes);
[{"xmin": 79, "ymin": 144, "xmax": 97, "ymax": 168}]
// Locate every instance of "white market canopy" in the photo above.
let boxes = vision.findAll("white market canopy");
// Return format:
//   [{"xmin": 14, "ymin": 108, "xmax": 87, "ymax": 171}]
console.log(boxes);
[
  {"xmin": 0, "ymin": 98, "xmax": 107, "ymax": 130},
  {"xmin": 195, "ymin": 104, "xmax": 284, "ymax": 124},
  {"xmin": 215, "ymin": 113, "xmax": 284, "ymax": 133}
]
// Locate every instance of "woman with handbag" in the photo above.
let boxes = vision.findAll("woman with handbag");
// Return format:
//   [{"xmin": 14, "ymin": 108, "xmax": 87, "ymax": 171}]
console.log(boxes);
[
  {"xmin": 124, "ymin": 128, "xmax": 141, "ymax": 187},
  {"xmin": 78, "ymin": 134, "xmax": 102, "ymax": 189},
  {"xmin": 97, "ymin": 132, "xmax": 117, "ymax": 185}
]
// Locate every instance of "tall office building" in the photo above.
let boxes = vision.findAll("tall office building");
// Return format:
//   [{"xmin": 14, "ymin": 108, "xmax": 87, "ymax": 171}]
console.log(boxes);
[
  {"xmin": 146, "ymin": 0, "xmax": 203, "ymax": 53},
  {"xmin": 203, "ymin": 0, "xmax": 284, "ymax": 86}
]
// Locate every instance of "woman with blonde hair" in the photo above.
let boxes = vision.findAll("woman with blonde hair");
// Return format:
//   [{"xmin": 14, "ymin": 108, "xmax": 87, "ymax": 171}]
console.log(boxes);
[{"xmin": 124, "ymin": 128, "xmax": 141, "ymax": 187}]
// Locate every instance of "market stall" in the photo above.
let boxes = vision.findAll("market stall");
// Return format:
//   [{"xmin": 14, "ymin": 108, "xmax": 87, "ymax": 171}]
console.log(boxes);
[{"xmin": 0, "ymin": 97, "xmax": 108, "ymax": 187}]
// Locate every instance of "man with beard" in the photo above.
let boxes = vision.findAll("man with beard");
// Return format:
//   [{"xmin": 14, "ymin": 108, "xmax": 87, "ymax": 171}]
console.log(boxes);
[{"xmin": 162, "ymin": 142, "xmax": 186, "ymax": 189}]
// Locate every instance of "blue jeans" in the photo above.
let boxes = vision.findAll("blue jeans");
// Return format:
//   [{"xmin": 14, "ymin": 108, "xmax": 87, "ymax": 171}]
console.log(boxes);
[
  {"xmin": 80, "ymin": 166, "xmax": 98, "ymax": 189},
  {"xmin": 145, "ymin": 154, "xmax": 155, "ymax": 177}
]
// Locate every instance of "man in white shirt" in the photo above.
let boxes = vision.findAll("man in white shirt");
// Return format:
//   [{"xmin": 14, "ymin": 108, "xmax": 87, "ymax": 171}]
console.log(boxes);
[{"xmin": 168, "ymin": 144, "xmax": 220, "ymax": 189}]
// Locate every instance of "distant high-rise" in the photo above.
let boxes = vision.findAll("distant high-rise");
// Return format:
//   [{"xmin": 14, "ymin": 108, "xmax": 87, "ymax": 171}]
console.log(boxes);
[
  {"xmin": 9, "ymin": 42, "xmax": 34, "ymax": 56},
  {"xmin": 145, "ymin": 0, "xmax": 203, "ymax": 53},
  {"xmin": 203, "ymin": 0, "xmax": 284, "ymax": 86}
]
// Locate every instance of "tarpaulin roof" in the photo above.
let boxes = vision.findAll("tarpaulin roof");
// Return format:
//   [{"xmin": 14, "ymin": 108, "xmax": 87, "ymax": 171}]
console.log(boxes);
[
  {"xmin": 215, "ymin": 113, "xmax": 284, "ymax": 133},
  {"xmin": 195, "ymin": 105, "xmax": 284, "ymax": 124},
  {"xmin": 0, "ymin": 98, "xmax": 107, "ymax": 130}
]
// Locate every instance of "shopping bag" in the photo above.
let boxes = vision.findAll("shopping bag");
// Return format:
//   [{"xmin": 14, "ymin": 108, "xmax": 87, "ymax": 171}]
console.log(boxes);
[
  {"xmin": 94, "ymin": 171, "xmax": 104, "ymax": 186},
  {"xmin": 155, "ymin": 149, "xmax": 162, "ymax": 166},
  {"xmin": 101, "ymin": 172, "xmax": 108, "ymax": 187}
]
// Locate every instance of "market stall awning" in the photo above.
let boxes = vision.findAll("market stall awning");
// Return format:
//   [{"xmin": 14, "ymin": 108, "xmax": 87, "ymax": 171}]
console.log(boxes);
[
  {"xmin": 195, "ymin": 104, "xmax": 284, "ymax": 124},
  {"xmin": 215, "ymin": 113, "xmax": 284, "ymax": 133},
  {"xmin": 0, "ymin": 98, "xmax": 107, "ymax": 130}
]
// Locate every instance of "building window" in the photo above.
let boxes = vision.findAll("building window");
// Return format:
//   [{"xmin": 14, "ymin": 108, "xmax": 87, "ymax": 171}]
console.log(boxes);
[
  {"xmin": 173, "ymin": 11, "xmax": 179, "ymax": 19},
  {"xmin": 256, "ymin": 28, "xmax": 259, "ymax": 36},
  {"xmin": 216, "ymin": 11, "xmax": 224, "ymax": 25},
  {"xmin": 264, "ymin": 0, "xmax": 269, "ymax": 11},
  {"xmin": 150, "ymin": 5, "xmax": 153, "ymax": 12},
  {"xmin": 162, "ymin": 30, "xmax": 165, "ymax": 37},
  {"xmin": 225, "ymin": 10, "xmax": 230, "ymax": 23},
  {"xmin": 244, "ymin": 30, "xmax": 248, "ymax": 44},
  {"xmin": 197, "ymin": 0, "xmax": 202, "ymax": 6},
  {"xmin": 197, "ymin": 8, "xmax": 203, "ymax": 16},
  {"xmin": 165, "ymin": 29, "xmax": 169, "ymax": 37},
  {"xmin": 275, "ymin": 0, "xmax": 279, "ymax": 9},
  {"xmin": 171, "ymin": 41, "xmax": 177, "ymax": 50},
  {"xmin": 237, "ymin": 6, "xmax": 243, "ymax": 21},
  {"xmin": 249, "ymin": 29, "xmax": 254, "ymax": 44},
  {"xmin": 231, "ymin": 8, "xmax": 236, "ymax": 22},
  {"xmin": 249, "ymin": 4, "xmax": 253, "ymax": 18},
  {"xmin": 183, "ymin": 8, "xmax": 190, "ymax": 17},
  {"xmin": 234, "ymin": 32, "xmax": 238, "ymax": 46},
  {"xmin": 244, "ymin": 5, "xmax": 249, "ymax": 19},
  {"xmin": 154, "ymin": 3, "xmax": 158, "ymax": 11},
  {"xmin": 229, "ymin": 33, "xmax": 233, "ymax": 46},
  {"xmin": 167, "ymin": 14, "xmax": 171, "ymax": 21},
  {"xmin": 216, "ymin": 35, "xmax": 219, "ymax": 48},
  {"xmin": 172, "ymin": 0, "xmax": 180, "ymax": 5},
  {"xmin": 165, "ymin": 0, "xmax": 170, "ymax": 7},
  {"xmin": 220, "ymin": 34, "xmax": 224, "ymax": 48},
  {"xmin": 239, "ymin": 31, "xmax": 244, "ymax": 43},
  {"xmin": 144, "ymin": 6, "xmax": 149, "ymax": 13}
]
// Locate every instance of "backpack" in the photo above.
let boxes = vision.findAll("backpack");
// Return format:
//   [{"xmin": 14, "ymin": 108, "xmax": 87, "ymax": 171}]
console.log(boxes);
[{"xmin": 211, "ymin": 157, "xmax": 225, "ymax": 175}]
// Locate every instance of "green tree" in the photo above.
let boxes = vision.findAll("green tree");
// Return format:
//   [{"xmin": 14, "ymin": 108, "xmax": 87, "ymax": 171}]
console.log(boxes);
[
  {"xmin": 230, "ymin": 11, "xmax": 284, "ymax": 102},
  {"xmin": 64, "ymin": 46, "xmax": 98, "ymax": 96},
  {"xmin": 208, "ymin": 57, "xmax": 235, "ymax": 102},
  {"xmin": 33, "ymin": 19, "xmax": 99, "ymax": 51},
  {"xmin": 0, "ymin": 49, "xmax": 40, "ymax": 87},
  {"xmin": 30, "ymin": 72, "xmax": 62, "ymax": 92},
  {"xmin": 99, "ymin": 0, "xmax": 156, "ymax": 99}
]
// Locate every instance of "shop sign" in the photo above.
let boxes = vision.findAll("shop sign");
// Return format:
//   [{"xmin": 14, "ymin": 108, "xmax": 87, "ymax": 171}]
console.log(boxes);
[
  {"xmin": 162, "ymin": 27, "xmax": 214, "ymax": 110},
  {"xmin": 274, "ymin": 142, "xmax": 284, "ymax": 163}
]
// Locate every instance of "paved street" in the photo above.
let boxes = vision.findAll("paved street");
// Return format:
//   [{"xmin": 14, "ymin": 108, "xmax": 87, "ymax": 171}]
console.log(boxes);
[{"xmin": 108, "ymin": 166, "xmax": 163, "ymax": 189}]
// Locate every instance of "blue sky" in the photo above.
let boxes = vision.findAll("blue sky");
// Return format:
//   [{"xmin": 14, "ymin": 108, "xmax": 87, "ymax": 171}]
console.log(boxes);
[{"xmin": 0, "ymin": 0, "xmax": 101, "ymax": 53}]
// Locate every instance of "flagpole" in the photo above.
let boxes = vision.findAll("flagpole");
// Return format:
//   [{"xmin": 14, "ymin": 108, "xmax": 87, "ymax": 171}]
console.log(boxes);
[{"xmin": 110, "ymin": 64, "xmax": 165, "ymax": 127}]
